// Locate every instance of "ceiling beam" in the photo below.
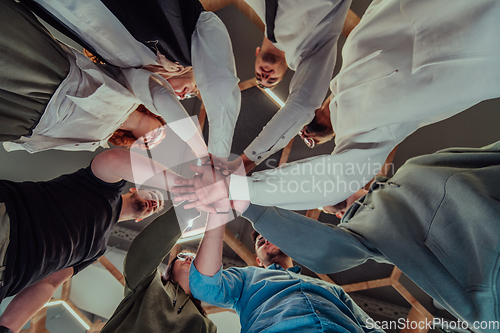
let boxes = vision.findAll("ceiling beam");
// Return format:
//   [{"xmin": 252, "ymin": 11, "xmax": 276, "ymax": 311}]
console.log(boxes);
[
  {"xmin": 239, "ymin": 78, "xmax": 257, "ymax": 91},
  {"xmin": 60, "ymin": 279, "xmax": 71, "ymax": 301},
  {"xmin": 97, "ymin": 256, "xmax": 125, "ymax": 287},
  {"xmin": 230, "ymin": 0, "xmax": 265, "ymax": 32},
  {"xmin": 65, "ymin": 300, "xmax": 93, "ymax": 328},
  {"xmin": 400, "ymin": 307, "xmax": 432, "ymax": 333},
  {"xmin": 392, "ymin": 279, "xmax": 433, "ymax": 324},
  {"xmin": 277, "ymin": 138, "xmax": 294, "ymax": 167},
  {"xmin": 29, "ymin": 307, "xmax": 49, "ymax": 333},
  {"xmin": 199, "ymin": 0, "xmax": 233, "ymax": 13},
  {"xmin": 340, "ymin": 277, "xmax": 393, "ymax": 293},
  {"xmin": 223, "ymin": 228, "xmax": 258, "ymax": 266},
  {"xmin": 315, "ymin": 273, "xmax": 336, "ymax": 285},
  {"xmin": 87, "ymin": 320, "xmax": 106, "ymax": 333},
  {"xmin": 305, "ymin": 209, "xmax": 321, "ymax": 221}
]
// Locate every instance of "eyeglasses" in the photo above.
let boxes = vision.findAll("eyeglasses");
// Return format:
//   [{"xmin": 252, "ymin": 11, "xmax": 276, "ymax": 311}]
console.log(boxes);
[
  {"xmin": 255, "ymin": 236, "xmax": 267, "ymax": 249},
  {"xmin": 177, "ymin": 252, "xmax": 196, "ymax": 261},
  {"xmin": 176, "ymin": 92, "xmax": 198, "ymax": 100},
  {"xmin": 302, "ymin": 136, "xmax": 316, "ymax": 149},
  {"xmin": 256, "ymin": 79, "xmax": 278, "ymax": 90},
  {"xmin": 256, "ymin": 81, "xmax": 267, "ymax": 89}
]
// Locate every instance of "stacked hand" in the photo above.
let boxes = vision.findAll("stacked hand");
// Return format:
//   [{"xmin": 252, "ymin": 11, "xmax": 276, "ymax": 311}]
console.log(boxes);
[{"xmin": 172, "ymin": 155, "xmax": 250, "ymax": 216}]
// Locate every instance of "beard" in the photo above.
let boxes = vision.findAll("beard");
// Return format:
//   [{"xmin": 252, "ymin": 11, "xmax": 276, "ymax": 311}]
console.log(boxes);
[
  {"xmin": 331, "ymin": 199, "xmax": 347, "ymax": 212},
  {"xmin": 261, "ymin": 51, "xmax": 280, "ymax": 65},
  {"xmin": 305, "ymin": 115, "xmax": 332, "ymax": 136},
  {"xmin": 132, "ymin": 198, "xmax": 148, "ymax": 218},
  {"xmin": 265, "ymin": 247, "xmax": 287, "ymax": 264}
]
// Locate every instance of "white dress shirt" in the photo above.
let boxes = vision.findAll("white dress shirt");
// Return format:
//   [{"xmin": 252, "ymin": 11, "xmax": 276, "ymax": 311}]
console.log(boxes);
[
  {"xmin": 243, "ymin": 0, "xmax": 351, "ymax": 163},
  {"xmin": 3, "ymin": 45, "xmax": 198, "ymax": 153},
  {"xmin": 230, "ymin": 0, "xmax": 500, "ymax": 209},
  {"xmin": 26, "ymin": 0, "xmax": 240, "ymax": 157}
]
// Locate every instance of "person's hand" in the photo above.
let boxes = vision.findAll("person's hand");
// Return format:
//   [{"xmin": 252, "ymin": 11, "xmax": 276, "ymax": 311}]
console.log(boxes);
[
  {"xmin": 207, "ymin": 154, "xmax": 229, "ymax": 176},
  {"xmin": 230, "ymin": 199, "xmax": 250, "ymax": 214},
  {"xmin": 172, "ymin": 164, "xmax": 229, "ymax": 211},
  {"xmin": 228, "ymin": 154, "xmax": 255, "ymax": 174}
]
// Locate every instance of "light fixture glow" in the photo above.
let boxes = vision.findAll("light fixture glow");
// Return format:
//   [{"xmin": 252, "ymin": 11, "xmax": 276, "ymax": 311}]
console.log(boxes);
[
  {"xmin": 263, "ymin": 88, "xmax": 285, "ymax": 107},
  {"xmin": 45, "ymin": 300, "xmax": 91, "ymax": 330},
  {"xmin": 176, "ymin": 232, "xmax": 204, "ymax": 244}
]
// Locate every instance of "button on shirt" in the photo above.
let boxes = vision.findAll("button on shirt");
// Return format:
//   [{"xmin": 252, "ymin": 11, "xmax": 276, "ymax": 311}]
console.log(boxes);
[
  {"xmin": 230, "ymin": 0, "xmax": 500, "ymax": 210},
  {"xmin": 190, "ymin": 263, "xmax": 382, "ymax": 333}
]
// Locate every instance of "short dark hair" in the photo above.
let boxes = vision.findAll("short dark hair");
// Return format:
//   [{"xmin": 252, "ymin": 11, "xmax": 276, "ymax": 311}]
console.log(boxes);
[{"xmin": 250, "ymin": 230, "xmax": 261, "ymax": 245}]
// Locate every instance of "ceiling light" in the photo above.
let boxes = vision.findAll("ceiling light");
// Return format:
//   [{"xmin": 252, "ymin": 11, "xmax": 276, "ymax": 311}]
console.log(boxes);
[
  {"xmin": 45, "ymin": 300, "xmax": 91, "ymax": 330},
  {"xmin": 176, "ymin": 232, "xmax": 204, "ymax": 244},
  {"xmin": 263, "ymin": 88, "xmax": 285, "ymax": 107}
]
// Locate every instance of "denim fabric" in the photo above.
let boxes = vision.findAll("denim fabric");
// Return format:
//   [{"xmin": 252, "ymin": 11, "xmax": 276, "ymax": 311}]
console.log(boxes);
[{"xmin": 190, "ymin": 263, "xmax": 383, "ymax": 333}]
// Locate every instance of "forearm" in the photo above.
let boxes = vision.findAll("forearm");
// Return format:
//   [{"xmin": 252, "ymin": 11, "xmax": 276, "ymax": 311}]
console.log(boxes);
[
  {"xmin": 192, "ymin": 12, "xmax": 241, "ymax": 158},
  {"xmin": 186, "ymin": 133, "xmax": 209, "ymax": 159},
  {"xmin": 92, "ymin": 148, "xmax": 185, "ymax": 189},
  {"xmin": 243, "ymin": 205, "xmax": 382, "ymax": 274},
  {"xmin": 150, "ymin": 81, "xmax": 208, "ymax": 159},
  {"xmin": 244, "ymin": 131, "xmax": 397, "ymax": 209},
  {"xmin": 193, "ymin": 215, "xmax": 227, "ymax": 277},
  {"xmin": 0, "ymin": 268, "xmax": 72, "ymax": 333}
]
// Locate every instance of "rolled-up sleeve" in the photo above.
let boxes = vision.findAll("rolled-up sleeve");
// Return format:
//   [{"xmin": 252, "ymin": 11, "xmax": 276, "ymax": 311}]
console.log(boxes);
[
  {"xmin": 192, "ymin": 12, "xmax": 241, "ymax": 158},
  {"xmin": 189, "ymin": 262, "xmax": 245, "ymax": 309}
]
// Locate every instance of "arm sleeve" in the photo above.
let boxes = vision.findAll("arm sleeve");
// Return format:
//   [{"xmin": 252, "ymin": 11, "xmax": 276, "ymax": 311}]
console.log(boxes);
[
  {"xmin": 244, "ymin": 39, "xmax": 338, "ymax": 164},
  {"xmin": 189, "ymin": 263, "xmax": 246, "ymax": 309},
  {"xmin": 72, "ymin": 256, "xmax": 100, "ymax": 276},
  {"xmin": 123, "ymin": 207, "xmax": 182, "ymax": 290},
  {"xmin": 192, "ymin": 12, "xmax": 241, "ymax": 158},
  {"xmin": 231, "ymin": 126, "xmax": 398, "ymax": 209},
  {"xmin": 243, "ymin": 204, "xmax": 386, "ymax": 274},
  {"xmin": 149, "ymin": 80, "xmax": 201, "ymax": 141}
]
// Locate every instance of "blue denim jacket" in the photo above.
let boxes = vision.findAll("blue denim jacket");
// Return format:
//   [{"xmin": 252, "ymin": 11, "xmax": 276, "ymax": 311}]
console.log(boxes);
[{"xmin": 190, "ymin": 263, "xmax": 383, "ymax": 333}]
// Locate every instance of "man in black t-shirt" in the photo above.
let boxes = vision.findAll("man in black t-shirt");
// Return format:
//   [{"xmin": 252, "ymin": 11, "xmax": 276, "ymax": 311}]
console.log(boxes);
[{"xmin": 0, "ymin": 148, "xmax": 178, "ymax": 333}]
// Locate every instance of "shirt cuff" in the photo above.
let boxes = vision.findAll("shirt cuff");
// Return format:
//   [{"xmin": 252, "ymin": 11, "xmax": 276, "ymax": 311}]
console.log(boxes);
[
  {"xmin": 243, "ymin": 145, "xmax": 270, "ymax": 165},
  {"xmin": 229, "ymin": 174, "xmax": 251, "ymax": 201}
]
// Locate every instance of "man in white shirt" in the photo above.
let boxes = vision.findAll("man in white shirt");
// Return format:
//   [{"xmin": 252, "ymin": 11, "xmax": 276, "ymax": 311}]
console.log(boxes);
[
  {"xmin": 174, "ymin": 0, "xmax": 500, "ymax": 211},
  {"xmin": 240, "ymin": 0, "xmax": 354, "ymax": 170},
  {"xmin": 27, "ymin": 0, "xmax": 240, "ymax": 159}
]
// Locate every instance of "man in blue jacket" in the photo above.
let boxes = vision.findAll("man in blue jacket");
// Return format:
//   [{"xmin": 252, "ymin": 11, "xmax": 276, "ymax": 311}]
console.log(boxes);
[
  {"xmin": 189, "ymin": 209, "xmax": 383, "ymax": 333},
  {"xmin": 238, "ymin": 141, "xmax": 500, "ymax": 332}
]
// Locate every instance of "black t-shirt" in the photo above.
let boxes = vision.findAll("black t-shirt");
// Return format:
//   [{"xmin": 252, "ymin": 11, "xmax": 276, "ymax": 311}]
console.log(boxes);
[
  {"xmin": 101, "ymin": 0, "xmax": 204, "ymax": 66},
  {"xmin": 0, "ymin": 166, "xmax": 126, "ymax": 299}
]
